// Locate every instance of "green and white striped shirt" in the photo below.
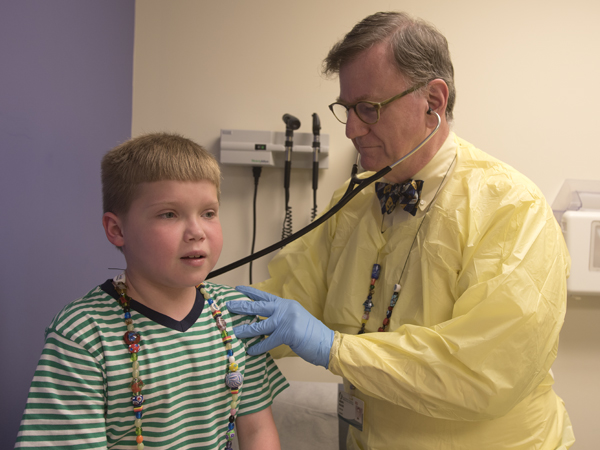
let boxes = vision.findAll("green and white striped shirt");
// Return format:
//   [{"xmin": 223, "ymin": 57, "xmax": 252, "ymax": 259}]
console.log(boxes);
[{"xmin": 16, "ymin": 281, "xmax": 288, "ymax": 449}]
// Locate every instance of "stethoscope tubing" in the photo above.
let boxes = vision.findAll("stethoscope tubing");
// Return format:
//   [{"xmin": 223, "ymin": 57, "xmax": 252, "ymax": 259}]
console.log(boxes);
[{"xmin": 207, "ymin": 111, "xmax": 441, "ymax": 280}]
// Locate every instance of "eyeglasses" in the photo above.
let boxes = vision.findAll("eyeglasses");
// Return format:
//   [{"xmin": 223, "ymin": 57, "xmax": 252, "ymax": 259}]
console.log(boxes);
[{"xmin": 328, "ymin": 83, "xmax": 426, "ymax": 125}]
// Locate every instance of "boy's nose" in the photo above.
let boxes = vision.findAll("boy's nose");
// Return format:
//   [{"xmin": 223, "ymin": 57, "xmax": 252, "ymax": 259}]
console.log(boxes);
[{"xmin": 185, "ymin": 220, "xmax": 206, "ymax": 241}]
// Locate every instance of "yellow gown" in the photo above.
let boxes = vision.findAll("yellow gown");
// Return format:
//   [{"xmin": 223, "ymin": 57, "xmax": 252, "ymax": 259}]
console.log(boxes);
[{"xmin": 255, "ymin": 133, "xmax": 575, "ymax": 450}]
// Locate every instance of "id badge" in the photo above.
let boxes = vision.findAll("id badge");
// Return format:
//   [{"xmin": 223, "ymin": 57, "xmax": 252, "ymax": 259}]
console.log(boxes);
[{"xmin": 337, "ymin": 389, "xmax": 364, "ymax": 431}]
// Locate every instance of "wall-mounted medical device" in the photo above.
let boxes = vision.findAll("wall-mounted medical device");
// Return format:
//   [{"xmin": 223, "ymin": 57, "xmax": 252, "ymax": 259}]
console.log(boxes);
[
  {"xmin": 552, "ymin": 179, "xmax": 600, "ymax": 298},
  {"xmin": 219, "ymin": 129, "xmax": 329, "ymax": 169}
]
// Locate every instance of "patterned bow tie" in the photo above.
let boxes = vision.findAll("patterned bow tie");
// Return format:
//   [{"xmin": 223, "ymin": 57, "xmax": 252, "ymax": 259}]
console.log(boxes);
[{"xmin": 375, "ymin": 179, "xmax": 424, "ymax": 216}]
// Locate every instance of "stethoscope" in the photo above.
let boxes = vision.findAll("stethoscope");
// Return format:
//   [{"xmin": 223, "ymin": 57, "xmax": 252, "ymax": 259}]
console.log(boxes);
[{"xmin": 207, "ymin": 109, "xmax": 441, "ymax": 279}]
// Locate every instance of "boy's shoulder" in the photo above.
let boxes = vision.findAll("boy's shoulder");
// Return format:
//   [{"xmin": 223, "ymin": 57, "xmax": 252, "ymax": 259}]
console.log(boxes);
[
  {"xmin": 46, "ymin": 281, "xmax": 119, "ymax": 341},
  {"xmin": 201, "ymin": 282, "xmax": 256, "ymax": 328},
  {"xmin": 201, "ymin": 281, "xmax": 246, "ymax": 300}
]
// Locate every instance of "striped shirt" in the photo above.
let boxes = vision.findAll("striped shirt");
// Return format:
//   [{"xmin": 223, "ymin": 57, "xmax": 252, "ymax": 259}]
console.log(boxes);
[{"xmin": 16, "ymin": 281, "xmax": 288, "ymax": 449}]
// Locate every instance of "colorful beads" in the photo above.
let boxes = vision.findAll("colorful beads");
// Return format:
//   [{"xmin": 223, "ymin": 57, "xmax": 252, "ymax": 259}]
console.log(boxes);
[
  {"xmin": 130, "ymin": 377, "xmax": 144, "ymax": 393},
  {"xmin": 216, "ymin": 317, "xmax": 227, "ymax": 331},
  {"xmin": 114, "ymin": 274, "xmax": 146, "ymax": 450},
  {"xmin": 132, "ymin": 394, "xmax": 144, "ymax": 407},
  {"xmin": 371, "ymin": 264, "xmax": 381, "ymax": 279},
  {"xmin": 124, "ymin": 331, "xmax": 141, "ymax": 345},
  {"xmin": 359, "ymin": 265, "xmax": 404, "ymax": 334},
  {"xmin": 198, "ymin": 283, "xmax": 243, "ymax": 450},
  {"xmin": 128, "ymin": 343, "xmax": 141, "ymax": 353},
  {"xmin": 225, "ymin": 372, "xmax": 243, "ymax": 388}
]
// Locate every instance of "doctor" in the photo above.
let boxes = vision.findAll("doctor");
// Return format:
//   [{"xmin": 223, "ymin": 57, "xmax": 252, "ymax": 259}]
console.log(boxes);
[{"xmin": 227, "ymin": 11, "xmax": 574, "ymax": 450}]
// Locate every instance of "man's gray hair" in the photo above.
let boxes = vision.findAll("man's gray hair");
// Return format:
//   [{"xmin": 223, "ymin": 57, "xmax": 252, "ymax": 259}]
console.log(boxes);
[{"xmin": 323, "ymin": 11, "xmax": 456, "ymax": 121}]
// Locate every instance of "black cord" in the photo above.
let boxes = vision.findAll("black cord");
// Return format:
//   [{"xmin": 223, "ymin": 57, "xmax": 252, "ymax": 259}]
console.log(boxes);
[
  {"xmin": 281, "ymin": 160, "xmax": 293, "ymax": 240},
  {"xmin": 207, "ymin": 164, "xmax": 392, "ymax": 279},
  {"xmin": 311, "ymin": 188, "xmax": 318, "ymax": 222},
  {"xmin": 282, "ymin": 205, "xmax": 293, "ymax": 239},
  {"xmin": 249, "ymin": 166, "xmax": 262, "ymax": 284},
  {"xmin": 311, "ymin": 159, "xmax": 319, "ymax": 221},
  {"xmin": 311, "ymin": 113, "xmax": 321, "ymax": 222}
]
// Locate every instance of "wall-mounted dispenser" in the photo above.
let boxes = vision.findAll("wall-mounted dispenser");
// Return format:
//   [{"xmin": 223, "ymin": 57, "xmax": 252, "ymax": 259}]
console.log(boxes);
[
  {"xmin": 552, "ymin": 180, "xmax": 600, "ymax": 298},
  {"xmin": 219, "ymin": 129, "xmax": 329, "ymax": 169}
]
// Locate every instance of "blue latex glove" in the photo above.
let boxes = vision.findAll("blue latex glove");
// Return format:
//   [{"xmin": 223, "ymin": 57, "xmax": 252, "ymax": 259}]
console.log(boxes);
[{"xmin": 226, "ymin": 286, "xmax": 334, "ymax": 369}]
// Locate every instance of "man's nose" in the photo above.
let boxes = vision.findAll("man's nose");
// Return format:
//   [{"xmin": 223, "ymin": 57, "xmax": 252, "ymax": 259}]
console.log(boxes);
[{"xmin": 345, "ymin": 109, "xmax": 370, "ymax": 140}]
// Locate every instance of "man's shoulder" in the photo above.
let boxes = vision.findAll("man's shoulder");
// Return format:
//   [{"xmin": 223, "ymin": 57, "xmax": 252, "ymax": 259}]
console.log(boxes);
[{"xmin": 453, "ymin": 135, "xmax": 545, "ymax": 202}]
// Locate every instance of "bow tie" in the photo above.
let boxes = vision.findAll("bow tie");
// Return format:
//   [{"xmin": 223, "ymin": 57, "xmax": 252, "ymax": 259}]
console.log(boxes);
[{"xmin": 375, "ymin": 180, "xmax": 424, "ymax": 216}]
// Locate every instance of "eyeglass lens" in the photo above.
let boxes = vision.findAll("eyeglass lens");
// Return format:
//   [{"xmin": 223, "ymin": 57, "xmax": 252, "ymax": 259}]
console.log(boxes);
[{"xmin": 331, "ymin": 102, "xmax": 379, "ymax": 124}]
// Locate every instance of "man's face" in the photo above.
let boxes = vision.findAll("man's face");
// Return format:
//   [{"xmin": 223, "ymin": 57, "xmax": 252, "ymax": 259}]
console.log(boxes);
[{"xmin": 338, "ymin": 41, "xmax": 431, "ymax": 183}]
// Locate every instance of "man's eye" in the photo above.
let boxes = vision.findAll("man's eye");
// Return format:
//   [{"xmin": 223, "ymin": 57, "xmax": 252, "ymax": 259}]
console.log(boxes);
[{"xmin": 357, "ymin": 102, "xmax": 377, "ymax": 114}]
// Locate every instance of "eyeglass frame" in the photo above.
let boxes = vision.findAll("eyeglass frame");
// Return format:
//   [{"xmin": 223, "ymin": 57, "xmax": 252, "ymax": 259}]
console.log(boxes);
[{"xmin": 328, "ymin": 82, "xmax": 427, "ymax": 125}]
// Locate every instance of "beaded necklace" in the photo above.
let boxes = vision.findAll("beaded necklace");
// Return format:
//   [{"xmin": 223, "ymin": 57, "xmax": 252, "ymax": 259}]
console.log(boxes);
[
  {"xmin": 359, "ymin": 155, "xmax": 456, "ymax": 336},
  {"xmin": 113, "ymin": 273, "xmax": 243, "ymax": 450}
]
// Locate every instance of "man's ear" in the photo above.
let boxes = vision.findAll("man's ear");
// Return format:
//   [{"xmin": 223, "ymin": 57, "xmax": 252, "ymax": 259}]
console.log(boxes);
[
  {"xmin": 426, "ymin": 79, "xmax": 449, "ymax": 119},
  {"xmin": 103, "ymin": 212, "xmax": 125, "ymax": 248}
]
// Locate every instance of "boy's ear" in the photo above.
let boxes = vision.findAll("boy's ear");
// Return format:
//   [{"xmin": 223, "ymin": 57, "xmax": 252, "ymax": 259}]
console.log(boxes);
[{"xmin": 103, "ymin": 212, "xmax": 125, "ymax": 247}]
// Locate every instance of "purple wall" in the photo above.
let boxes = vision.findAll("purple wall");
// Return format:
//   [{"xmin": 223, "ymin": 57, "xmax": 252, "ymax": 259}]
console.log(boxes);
[{"xmin": 0, "ymin": 1, "xmax": 135, "ymax": 446}]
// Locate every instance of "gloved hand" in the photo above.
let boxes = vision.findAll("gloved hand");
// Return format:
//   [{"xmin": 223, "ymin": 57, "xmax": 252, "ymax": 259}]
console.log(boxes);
[{"xmin": 226, "ymin": 286, "xmax": 334, "ymax": 369}]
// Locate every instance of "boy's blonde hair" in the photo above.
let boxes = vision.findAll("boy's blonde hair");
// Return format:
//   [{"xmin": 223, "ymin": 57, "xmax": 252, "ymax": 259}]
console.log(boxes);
[{"xmin": 101, "ymin": 133, "xmax": 221, "ymax": 216}]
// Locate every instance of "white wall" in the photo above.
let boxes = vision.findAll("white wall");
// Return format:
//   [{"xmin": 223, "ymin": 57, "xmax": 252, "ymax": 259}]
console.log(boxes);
[{"xmin": 132, "ymin": 0, "xmax": 600, "ymax": 447}]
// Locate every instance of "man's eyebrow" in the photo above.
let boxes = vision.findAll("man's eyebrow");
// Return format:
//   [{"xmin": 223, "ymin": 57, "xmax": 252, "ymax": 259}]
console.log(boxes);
[{"xmin": 335, "ymin": 94, "xmax": 372, "ymax": 104}]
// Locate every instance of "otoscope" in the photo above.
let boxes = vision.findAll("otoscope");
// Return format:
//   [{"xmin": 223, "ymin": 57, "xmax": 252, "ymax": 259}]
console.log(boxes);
[
  {"xmin": 207, "ymin": 109, "xmax": 441, "ymax": 280},
  {"xmin": 282, "ymin": 114, "xmax": 301, "ymax": 239},
  {"xmin": 311, "ymin": 113, "xmax": 321, "ymax": 221}
]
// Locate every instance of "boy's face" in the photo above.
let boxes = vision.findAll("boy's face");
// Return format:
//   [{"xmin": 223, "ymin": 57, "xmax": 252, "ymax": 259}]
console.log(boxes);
[{"xmin": 114, "ymin": 179, "xmax": 222, "ymax": 293}]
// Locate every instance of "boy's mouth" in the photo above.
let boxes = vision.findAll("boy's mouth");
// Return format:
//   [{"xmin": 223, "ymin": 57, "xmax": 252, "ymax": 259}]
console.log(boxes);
[{"xmin": 181, "ymin": 255, "xmax": 205, "ymax": 260}]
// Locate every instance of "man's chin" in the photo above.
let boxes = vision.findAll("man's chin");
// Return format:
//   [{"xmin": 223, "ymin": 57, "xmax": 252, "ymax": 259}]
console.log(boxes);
[
  {"xmin": 357, "ymin": 156, "xmax": 380, "ymax": 172},
  {"xmin": 360, "ymin": 159, "xmax": 390, "ymax": 173}
]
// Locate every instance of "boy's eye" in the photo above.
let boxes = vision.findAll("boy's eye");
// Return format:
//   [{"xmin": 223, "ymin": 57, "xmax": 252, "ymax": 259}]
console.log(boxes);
[
  {"xmin": 160, "ymin": 212, "xmax": 176, "ymax": 219},
  {"xmin": 203, "ymin": 210, "xmax": 217, "ymax": 219}
]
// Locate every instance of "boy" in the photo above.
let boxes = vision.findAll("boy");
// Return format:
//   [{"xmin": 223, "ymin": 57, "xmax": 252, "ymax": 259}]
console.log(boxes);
[{"xmin": 16, "ymin": 133, "xmax": 288, "ymax": 449}]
